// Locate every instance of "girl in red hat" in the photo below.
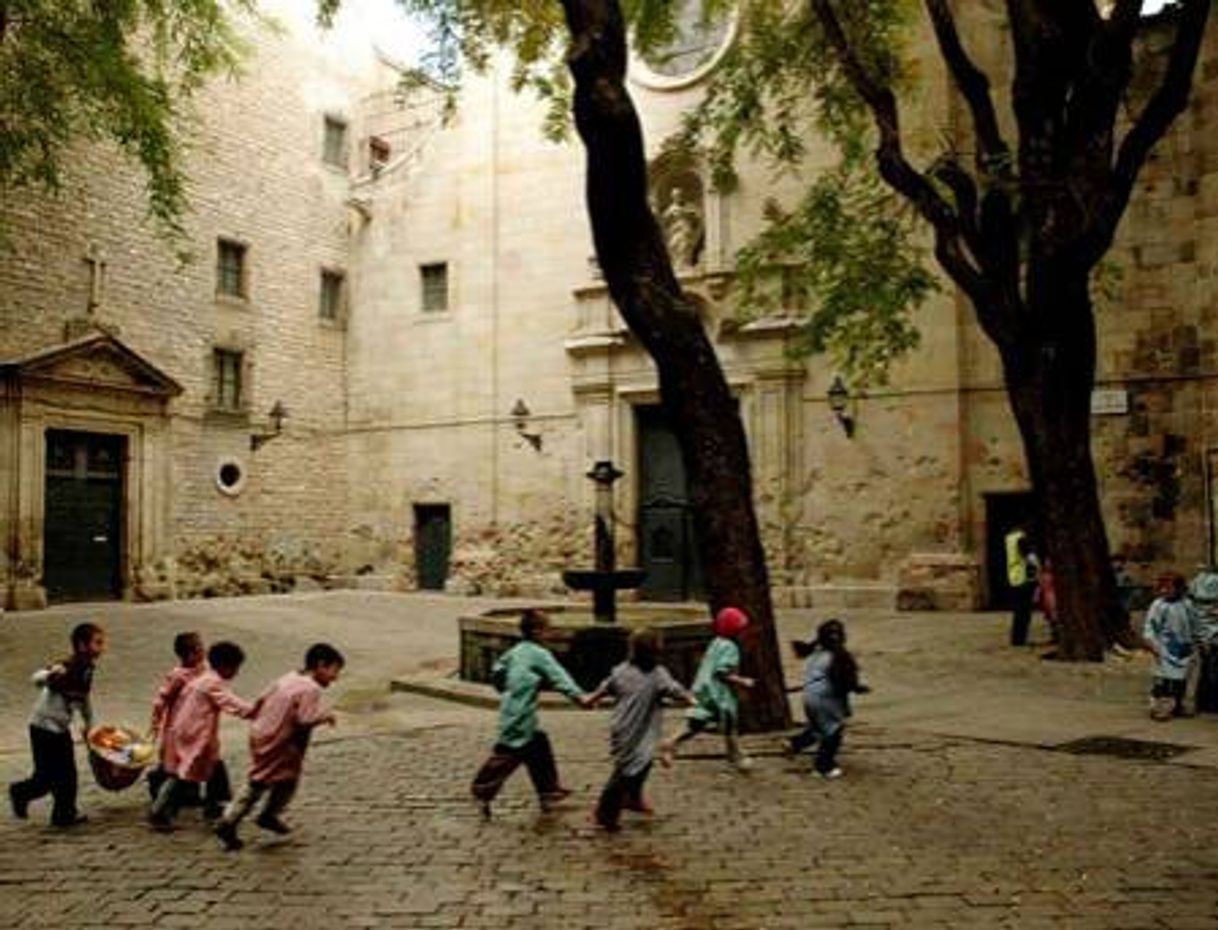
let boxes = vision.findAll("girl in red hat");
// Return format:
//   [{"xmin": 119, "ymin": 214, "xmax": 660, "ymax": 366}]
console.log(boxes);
[{"xmin": 659, "ymin": 606, "xmax": 756, "ymax": 771}]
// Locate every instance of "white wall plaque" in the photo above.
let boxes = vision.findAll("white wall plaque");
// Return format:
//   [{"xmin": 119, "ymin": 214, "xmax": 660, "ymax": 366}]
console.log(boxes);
[{"xmin": 1090, "ymin": 388, "xmax": 1129, "ymax": 415}]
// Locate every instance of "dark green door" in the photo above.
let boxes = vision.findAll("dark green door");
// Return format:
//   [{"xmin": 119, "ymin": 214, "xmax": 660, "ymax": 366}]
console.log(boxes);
[
  {"xmin": 44, "ymin": 430, "xmax": 125, "ymax": 603},
  {"xmin": 414, "ymin": 504, "xmax": 451, "ymax": 590},
  {"xmin": 637, "ymin": 406, "xmax": 703, "ymax": 601}
]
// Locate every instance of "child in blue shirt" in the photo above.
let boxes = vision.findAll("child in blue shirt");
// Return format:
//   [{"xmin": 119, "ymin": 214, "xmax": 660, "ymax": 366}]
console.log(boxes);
[
  {"xmin": 1143, "ymin": 574, "xmax": 1199, "ymax": 720},
  {"xmin": 786, "ymin": 619, "xmax": 869, "ymax": 779}
]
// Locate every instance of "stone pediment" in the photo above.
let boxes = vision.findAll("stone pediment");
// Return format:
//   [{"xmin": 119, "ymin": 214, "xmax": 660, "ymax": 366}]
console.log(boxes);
[{"xmin": 1, "ymin": 332, "xmax": 183, "ymax": 397}]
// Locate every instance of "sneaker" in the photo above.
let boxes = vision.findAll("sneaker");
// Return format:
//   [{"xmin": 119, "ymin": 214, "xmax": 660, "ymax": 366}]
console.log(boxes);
[
  {"xmin": 254, "ymin": 813, "xmax": 292, "ymax": 835},
  {"xmin": 732, "ymin": 755, "xmax": 755, "ymax": 772},
  {"xmin": 8, "ymin": 785, "xmax": 28, "ymax": 820},
  {"xmin": 817, "ymin": 767, "xmax": 843, "ymax": 780},
  {"xmin": 215, "ymin": 822, "xmax": 244, "ymax": 851}
]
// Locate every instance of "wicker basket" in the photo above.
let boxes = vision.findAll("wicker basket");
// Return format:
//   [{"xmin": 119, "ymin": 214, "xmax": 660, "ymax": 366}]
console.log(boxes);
[{"xmin": 86, "ymin": 726, "xmax": 153, "ymax": 792}]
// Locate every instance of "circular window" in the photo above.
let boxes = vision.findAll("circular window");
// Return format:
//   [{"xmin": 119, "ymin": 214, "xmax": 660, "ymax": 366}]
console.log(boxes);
[
  {"xmin": 631, "ymin": 0, "xmax": 736, "ymax": 90},
  {"xmin": 215, "ymin": 458, "xmax": 246, "ymax": 497}
]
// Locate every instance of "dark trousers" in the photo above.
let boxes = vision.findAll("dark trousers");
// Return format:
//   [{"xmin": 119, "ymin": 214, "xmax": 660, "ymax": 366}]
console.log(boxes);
[
  {"xmin": 11, "ymin": 726, "xmax": 78, "ymax": 825},
  {"xmin": 471, "ymin": 731, "xmax": 560, "ymax": 803},
  {"xmin": 1196, "ymin": 645, "xmax": 1218, "ymax": 714},
  {"xmin": 594, "ymin": 763, "xmax": 651, "ymax": 830},
  {"xmin": 1010, "ymin": 582, "xmax": 1035, "ymax": 646},
  {"xmin": 149, "ymin": 760, "xmax": 232, "ymax": 820},
  {"xmin": 790, "ymin": 724, "xmax": 844, "ymax": 774}
]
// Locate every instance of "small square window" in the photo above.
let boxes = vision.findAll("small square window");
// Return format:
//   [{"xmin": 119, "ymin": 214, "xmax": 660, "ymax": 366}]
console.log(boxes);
[
  {"xmin": 216, "ymin": 239, "xmax": 247, "ymax": 299},
  {"xmin": 420, "ymin": 262, "xmax": 448, "ymax": 313},
  {"xmin": 213, "ymin": 349, "xmax": 243, "ymax": 410},
  {"xmin": 323, "ymin": 116, "xmax": 348, "ymax": 167},
  {"xmin": 319, "ymin": 269, "xmax": 345, "ymax": 321}
]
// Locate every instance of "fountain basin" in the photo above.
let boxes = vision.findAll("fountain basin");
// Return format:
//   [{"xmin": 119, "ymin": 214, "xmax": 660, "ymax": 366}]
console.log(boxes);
[{"xmin": 459, "ymin": 604, "xmax": 714, "ymax": 691}]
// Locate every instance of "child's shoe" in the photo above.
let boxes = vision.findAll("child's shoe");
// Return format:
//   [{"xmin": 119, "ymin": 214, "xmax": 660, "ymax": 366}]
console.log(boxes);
[
  {"xmin": 622, "ymin": 796, "xmax": 654, "ymax": 815},
  {"xmin": 148, "ymin": 811, "xmax": 173, "ymax": 832},
  {"xmin": 731, "ymin": 754, "xmax": 755, "ymax": 772},
  {"xmin": 817, "ymin": 767, "xmax": 843, "ymax": 780},
  {"xmin": 215, "ymin": 822, "xmax": 243, "ymax": 851},
  {"xmin": 8, "ymin": 784, "xmax": 28, "ymax": 820},
  {"xmin": 588, "ymin": 810, "xmax": 621, "ymax": 833},
  {"xmin": 255, "ymin": 813, "xmax": 292, "ymax": 835},
  {"xmin": 539, "ymin": 787, "xmax": 574, "ymax": 812}
]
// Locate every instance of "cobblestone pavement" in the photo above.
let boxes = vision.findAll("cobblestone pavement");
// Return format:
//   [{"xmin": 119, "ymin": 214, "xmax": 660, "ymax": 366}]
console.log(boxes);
[
  {"xmin": 2, "ymin": 593, "xmax": 1218, "ymax": 928},
  {"xmin": 2, "ymin": 701, "xmax": 1217, "ymax": 929}
]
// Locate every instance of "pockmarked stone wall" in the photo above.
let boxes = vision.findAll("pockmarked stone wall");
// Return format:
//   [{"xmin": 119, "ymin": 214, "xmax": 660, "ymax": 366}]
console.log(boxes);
[{"xmin": 0, "ymin": 14, "xmax": 379, "ymax": 602}]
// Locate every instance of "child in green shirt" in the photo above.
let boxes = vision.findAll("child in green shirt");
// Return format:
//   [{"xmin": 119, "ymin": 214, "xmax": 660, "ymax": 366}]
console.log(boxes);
[
  {"xmin": 660, "ymin": 606, "xmax": 756, "ymax": 771},
  {"xmin": 471, "ymin": 610, "xmax": 592, "ymax": 818}
]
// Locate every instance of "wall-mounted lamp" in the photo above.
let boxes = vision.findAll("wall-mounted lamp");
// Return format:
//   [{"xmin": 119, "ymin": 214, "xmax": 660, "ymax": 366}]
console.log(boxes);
[
  {"xmin": 510, "ymin": 398, "xmax": 543, "ymax": 452},
  {"xmin": 250, "ymin": 400, "xmax": 289, "ymax": 452},
  {"xmin": 827, "ymin": 376, "xmax": 855, "ymax": 438}
]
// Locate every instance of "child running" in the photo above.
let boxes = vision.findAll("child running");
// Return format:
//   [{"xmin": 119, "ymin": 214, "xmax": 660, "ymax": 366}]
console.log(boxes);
[
  {"xmin": 471, "ymin": 609, "xmax": 593, "ymax": 819},
  {"xmin": 215, "ymin": 643, "xmax": 343, "ymax": 850},
  {"xmin": 149, "ymin": 641, "xmax": 256, "ymax": 829},
  {"xmin": 146, "ymin": 632, "xmax": 207, "ymax": 803},
  {"xmin": 786, "ymin": 619, "xmax": 869, "ymax": 779},
  {"xmin": 660, "ymin": 606, "xmax": 756, "ymax": 771},
  {"xmin": 9, "ymin": 622, "xmax": 106, "ymax": 827},
  {"xmin": 586, "ymin": 628, "xmax": 694, "ymax": 832}
]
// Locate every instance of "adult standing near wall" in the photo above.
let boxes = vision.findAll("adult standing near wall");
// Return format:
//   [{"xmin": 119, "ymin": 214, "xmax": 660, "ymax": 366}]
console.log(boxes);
[
  {"xmin": 1189, "ymin": 570, "xmax": 1218, "ymax": 714},
  {"xmin": 1006, "ymin": 526, "xmax": 1037, "ymax": 647}
]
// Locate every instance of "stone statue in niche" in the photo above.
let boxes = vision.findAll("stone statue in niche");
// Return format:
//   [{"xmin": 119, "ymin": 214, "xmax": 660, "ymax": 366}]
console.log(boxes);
[{"xmin": 660, "ymin": 185, "xmax": 704, "ymax": 268}]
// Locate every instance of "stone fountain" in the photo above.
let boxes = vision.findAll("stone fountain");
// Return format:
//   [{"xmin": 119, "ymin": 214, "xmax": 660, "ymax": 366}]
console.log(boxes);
[{"xmin": 458, "ymin": 460, "xmax": 713, "ymax": 690}]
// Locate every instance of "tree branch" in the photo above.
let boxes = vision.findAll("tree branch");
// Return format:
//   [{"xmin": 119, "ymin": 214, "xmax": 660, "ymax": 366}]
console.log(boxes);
[
  {"xmin": 811, "ymin": 0, "xmax": 1016, "ymax": 345},
  {"xmin": 924, "ymin": 0, "xmax": 1011, "ymax": 176},
  {"xmin": 1083, "ymin": 0, "xmax": 1212, "ymax": 263}
]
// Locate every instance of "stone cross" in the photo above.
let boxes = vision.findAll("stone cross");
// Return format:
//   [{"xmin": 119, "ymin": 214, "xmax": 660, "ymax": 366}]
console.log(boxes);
[
  {"xmin": 84, "ymin": 245, "xmax": 107, "ymax": 313},
  {"xmin": 562, "ymin": 459, "xmax": 645, "ymax": 624}
]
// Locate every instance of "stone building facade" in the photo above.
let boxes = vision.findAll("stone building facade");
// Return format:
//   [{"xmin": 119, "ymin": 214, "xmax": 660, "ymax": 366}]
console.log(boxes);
[{"xmin": 1, "ymin": 8, "xmax": 1216, "ymax": 610}]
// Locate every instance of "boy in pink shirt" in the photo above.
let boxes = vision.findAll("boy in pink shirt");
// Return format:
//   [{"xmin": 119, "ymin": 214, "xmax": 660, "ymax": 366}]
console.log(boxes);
[
  {"xmin": 146, "ymin": 632, "xmax": 207, "ymax": 803},
  {"xmin": 215, "ymin": 643, "xmax": 343, "ymax": 851},
  {"xmin": 150, "ymin": 641, "xmax": 256, "ymax": 830}
]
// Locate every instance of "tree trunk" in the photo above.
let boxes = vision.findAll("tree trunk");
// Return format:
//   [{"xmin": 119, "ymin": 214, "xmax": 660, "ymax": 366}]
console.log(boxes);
[
  {"xmin": 1002, "ymin": 268, "xmax": 1130, "ymax": 660},
  {"xmin": 559, "ymin": 0, "xmax": 789, "ymax": 728}
]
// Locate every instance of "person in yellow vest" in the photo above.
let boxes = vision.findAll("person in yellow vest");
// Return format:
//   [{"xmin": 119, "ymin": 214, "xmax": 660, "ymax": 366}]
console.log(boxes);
[{"xmin": 1006, "ymin": 526, "xmax": 1038, "ymax": 646}]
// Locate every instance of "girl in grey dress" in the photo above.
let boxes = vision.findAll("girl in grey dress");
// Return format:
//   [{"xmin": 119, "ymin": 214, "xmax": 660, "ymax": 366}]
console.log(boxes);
[{"xmin": 587, "ymin": 629, "xmax": 694, "ymax": 831}]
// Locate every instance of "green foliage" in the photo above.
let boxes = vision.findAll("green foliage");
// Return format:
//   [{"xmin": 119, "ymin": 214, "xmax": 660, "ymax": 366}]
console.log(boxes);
[
  {"xmin": 734, "ymin": 161, "xmax": 932, "ymax": 386},
  {"xmin": 680, "ymin": 0, "xmax": 930, "ymax": 384},
  {"xmin": 0, "ymin": 0, "xmax": 261, "ymax": 238}
]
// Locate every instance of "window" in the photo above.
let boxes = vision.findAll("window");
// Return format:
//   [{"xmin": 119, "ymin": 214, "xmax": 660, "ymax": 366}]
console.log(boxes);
[
  {"xmin": 319, "ymin": 269, "xmax": 345, "ymax": 321},
  {"xmin": 369, "ymin": 136, "xmax": 391, "ymax": 172},
  {"xmin": 420, "ymin": 262, "xmax": 449, "ymax": 313},
  {"xmin": 323, "ymin": 116, "xmax": 348, "ymax": 167},
  {"xmin": 216, "ymin": 239, "xmax": 247, "ymax": 299},
  {"xmin": 213, "ymin": 349, "xmax": 244, "ymax": 410}
]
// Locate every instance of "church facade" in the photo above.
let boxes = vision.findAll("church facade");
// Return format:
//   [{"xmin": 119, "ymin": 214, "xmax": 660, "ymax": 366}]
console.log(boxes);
[{"xmin": 1, "ymin": 8, "xmax": 1216, "ymax": 611}]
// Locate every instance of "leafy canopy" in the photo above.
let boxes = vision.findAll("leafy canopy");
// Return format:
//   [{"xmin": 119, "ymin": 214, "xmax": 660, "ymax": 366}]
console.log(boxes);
[{"xmin": 0, "ymin": 0, "xmax": 262, "ymax": 237}]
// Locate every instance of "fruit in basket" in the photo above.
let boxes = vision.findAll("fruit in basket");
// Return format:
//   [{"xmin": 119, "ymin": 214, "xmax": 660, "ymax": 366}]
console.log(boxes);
[
  {"xmin": 91, "ymin": 726, "xmax": 132, "ymax": 751},
  {"xmin": 129, "ymin": 742, "xmax": 155, "ymax": 765}
]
